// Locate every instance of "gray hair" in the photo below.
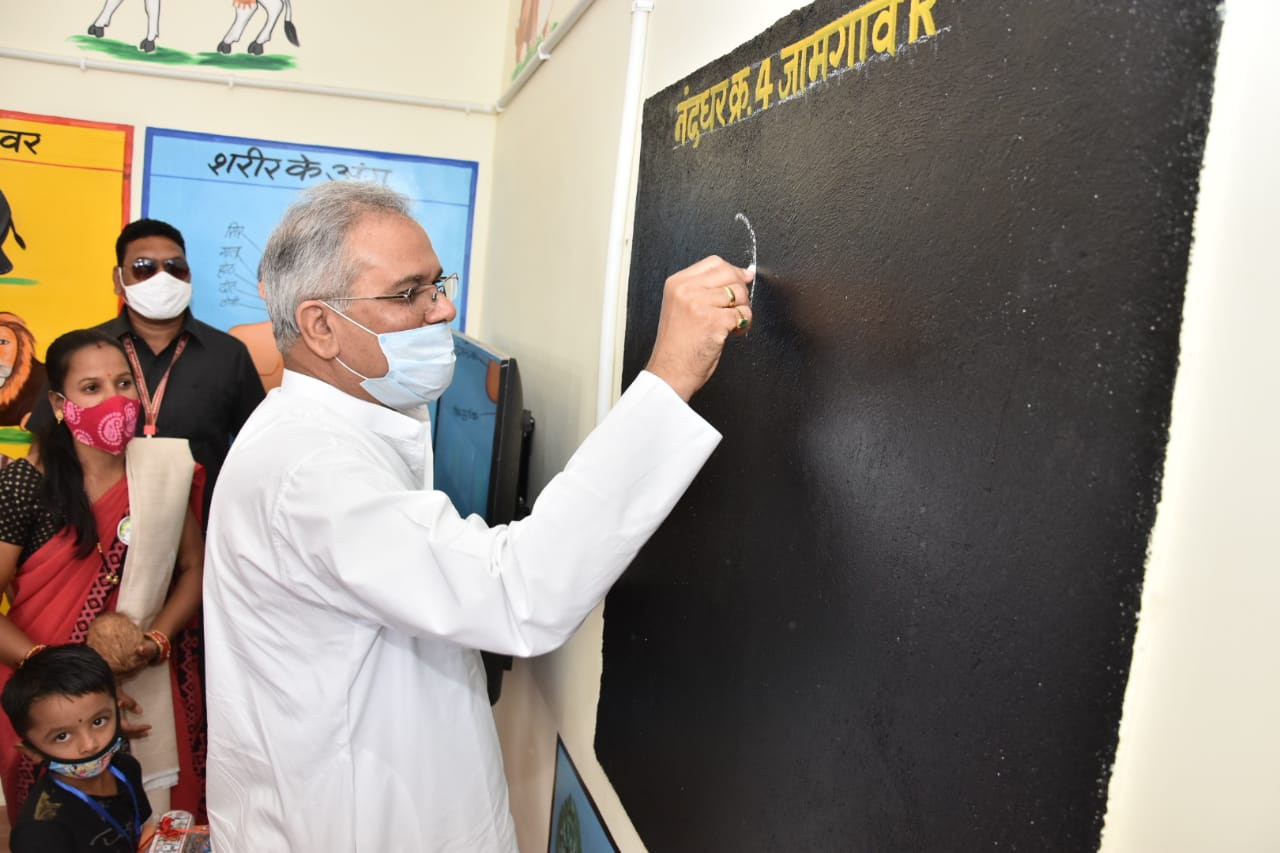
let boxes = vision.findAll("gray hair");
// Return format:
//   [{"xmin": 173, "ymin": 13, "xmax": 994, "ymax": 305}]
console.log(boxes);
[{"xmin": 259, "ymin": 181, "xmax": 413, "ymax": 351}]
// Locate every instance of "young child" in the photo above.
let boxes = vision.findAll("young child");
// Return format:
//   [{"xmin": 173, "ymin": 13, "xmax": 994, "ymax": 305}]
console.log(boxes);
[{"xmin": 1, "ymin": 643, "xmax": 151, "ymax": 852}]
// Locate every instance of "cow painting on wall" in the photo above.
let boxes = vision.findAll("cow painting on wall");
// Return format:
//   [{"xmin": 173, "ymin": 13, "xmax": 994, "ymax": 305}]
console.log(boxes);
[
  {"xmin": 215, "ymin": 0, "xmax": 300, "ymax": 55},
  {"xmin": 87, "ymin": 0, "xmax": 162, "ymax": 52},
  {"xmin": 512, "ymin": 0, "xmax": 556, "ymax": 80},
  {"xmin": 82, "ymin": 0, "xmax": 300, "ymax": 61}
]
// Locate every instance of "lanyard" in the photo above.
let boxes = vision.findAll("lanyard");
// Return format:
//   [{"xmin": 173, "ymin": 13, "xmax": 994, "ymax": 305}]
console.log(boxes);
[
  {"xmin": 122, "ymin": 333, "xmax": 189, "ymax": 437},
  {"xmin": 50, "ymin": 765, "xmax": 141, "ymax": 848}
]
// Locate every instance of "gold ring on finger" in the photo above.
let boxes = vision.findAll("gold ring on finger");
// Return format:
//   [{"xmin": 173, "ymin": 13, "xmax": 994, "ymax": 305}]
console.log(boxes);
[
  {"xmin": 723, "ymin": 285, "xmax": 736, "ymax": 307},
  {"xmin": 735, "ymin": 308, "xmax": 749, "ymax": 330}
]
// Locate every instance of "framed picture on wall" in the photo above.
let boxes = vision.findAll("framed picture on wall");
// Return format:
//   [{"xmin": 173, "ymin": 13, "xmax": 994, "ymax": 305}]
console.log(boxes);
[
  {"xmin": 0, "ymin": 110, "xmax": 132, "ymax": 453},
  {"xmin": 141, "ymin": 127, "xmax": 478, "ymax": 390},
  {"xmin": 547, "ymin": 736, "xmax": 619, "ymax": 853}
]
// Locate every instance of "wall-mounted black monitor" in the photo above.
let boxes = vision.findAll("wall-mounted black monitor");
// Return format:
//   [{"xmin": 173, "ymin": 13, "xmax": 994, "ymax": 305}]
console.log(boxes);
[
  {"xmin": 431, "ymin": 330, "xmax": 534, "ymax": 704},
  {"xmin": 432, "ymin": 331, "xmax": 531, "ymax": 527}
]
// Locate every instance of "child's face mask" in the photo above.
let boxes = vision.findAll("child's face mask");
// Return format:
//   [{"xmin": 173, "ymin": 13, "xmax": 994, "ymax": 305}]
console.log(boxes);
[{"xmin": 39, "ymin": 734, "xmax": 125, "ymax": 779}]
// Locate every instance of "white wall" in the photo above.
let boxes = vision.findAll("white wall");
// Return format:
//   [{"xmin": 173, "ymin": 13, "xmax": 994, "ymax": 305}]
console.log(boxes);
[
  {"xmin": 483, "ymin": 2, "xmax": 635, "ymax": 848},
  {"xmin": 2, "ymin": 3, "xmax": 504, "ymax": 105}
]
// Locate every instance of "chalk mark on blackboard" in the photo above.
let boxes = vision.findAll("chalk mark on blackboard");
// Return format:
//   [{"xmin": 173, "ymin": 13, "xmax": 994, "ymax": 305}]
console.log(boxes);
[{"xmin": 736, "ymin": 212, "xmax": 757, "ymax": 300}]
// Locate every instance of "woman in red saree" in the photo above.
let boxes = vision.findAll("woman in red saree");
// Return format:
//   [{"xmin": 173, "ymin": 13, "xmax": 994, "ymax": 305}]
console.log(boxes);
[{"xmin": 0, "ymin": 330, "xmax": 205, "ymax": 821}]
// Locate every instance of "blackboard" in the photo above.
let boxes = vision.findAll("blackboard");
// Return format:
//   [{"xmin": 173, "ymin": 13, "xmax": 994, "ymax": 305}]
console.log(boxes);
[{"xmin": 597, "ymin": 1, "xmax": 1221, "ymax": 850}]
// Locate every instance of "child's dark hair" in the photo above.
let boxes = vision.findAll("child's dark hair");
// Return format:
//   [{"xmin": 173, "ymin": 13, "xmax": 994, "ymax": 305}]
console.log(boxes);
[
  {"xmin": 115, "ymin": 218, "xmax": 185, "ymax": 265},
  {"xmin": 1, "ymin": 644, "xmax": 117, "ymax": 739},
  {"xmin": 34, "ymin": 329, "xmax": 130, "ymax": 558}
]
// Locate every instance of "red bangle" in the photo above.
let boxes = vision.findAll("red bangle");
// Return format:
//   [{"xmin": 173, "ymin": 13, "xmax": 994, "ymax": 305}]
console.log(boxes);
[
  {"xmin": 145, "ymin": 630, "xmax": 171, "ymax": 663},
  {"xmin": 17, "ymin": 643, "xmax": 46, "ymax": 669}
]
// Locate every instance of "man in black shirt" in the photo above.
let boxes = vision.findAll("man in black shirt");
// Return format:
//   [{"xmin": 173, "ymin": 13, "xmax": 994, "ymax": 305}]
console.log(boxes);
[{"xmin": 27, "ymin": 218, "xmax": 265, "ymax": 524}]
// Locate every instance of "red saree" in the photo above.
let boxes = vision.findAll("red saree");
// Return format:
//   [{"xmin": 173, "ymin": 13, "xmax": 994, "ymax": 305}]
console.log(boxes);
[{"xmin": 0, "ymin": 472, "xmax": 207, "ymax": 821}]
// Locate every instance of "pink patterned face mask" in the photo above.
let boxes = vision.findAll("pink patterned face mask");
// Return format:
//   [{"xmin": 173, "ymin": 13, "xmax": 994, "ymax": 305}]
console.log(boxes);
[{"xmin": 59, "ymin": 394, "xmax": 141, "ymax": 456}]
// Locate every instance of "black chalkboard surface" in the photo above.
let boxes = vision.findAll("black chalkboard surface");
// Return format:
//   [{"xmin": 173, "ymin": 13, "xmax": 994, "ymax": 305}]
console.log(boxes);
[{"xmin": 597, "ymin": 1, "xmax": 1221, "ymax": 850}]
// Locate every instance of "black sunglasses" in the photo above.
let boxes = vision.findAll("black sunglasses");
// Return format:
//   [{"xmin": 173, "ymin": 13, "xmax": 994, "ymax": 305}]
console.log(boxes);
[{"xmin": 127, "ymin": 257, "xmax": 191, "ymax": 282}]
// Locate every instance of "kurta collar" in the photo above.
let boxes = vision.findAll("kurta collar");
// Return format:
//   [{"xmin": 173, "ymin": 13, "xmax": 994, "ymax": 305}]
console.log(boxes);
[{"xmin": 277, "ymin": 369, "xmax": 431, "ymax": 480}]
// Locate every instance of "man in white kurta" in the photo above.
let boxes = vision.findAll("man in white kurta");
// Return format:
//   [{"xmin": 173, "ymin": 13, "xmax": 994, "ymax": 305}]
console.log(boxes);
[{"xmin": 202, "ymin": 182, "xmax": 754, "ymax": 851}]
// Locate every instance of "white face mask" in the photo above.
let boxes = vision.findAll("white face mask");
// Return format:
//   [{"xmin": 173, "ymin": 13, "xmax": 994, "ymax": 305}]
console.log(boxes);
[
  {"xmin": 119, "ymin": 269, "xmax": 193, "ymax": 320},
  {"xmin": 326, "ymin": 305, "xmax": 456, "ymax": 411}
]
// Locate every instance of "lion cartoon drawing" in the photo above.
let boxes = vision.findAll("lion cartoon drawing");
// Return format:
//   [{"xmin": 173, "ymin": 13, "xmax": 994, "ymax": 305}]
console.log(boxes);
[{"xmin": 0, "ymin": 312, "xmax": 47, "ymax": 427}]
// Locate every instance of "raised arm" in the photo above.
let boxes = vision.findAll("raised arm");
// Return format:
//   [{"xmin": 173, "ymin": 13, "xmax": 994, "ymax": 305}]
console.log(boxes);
[{"xmin": 644, "ymin": 255, "xmax": 754, "ymax": 401}]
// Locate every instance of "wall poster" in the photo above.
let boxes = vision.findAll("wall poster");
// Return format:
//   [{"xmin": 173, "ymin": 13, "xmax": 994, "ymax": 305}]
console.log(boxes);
[
  {"xmin": 0, "ymin": 110, "xmax": 132, "ymax": 453},
  {"xmin": 143, "ymin": 128, "xmax": 479, "ymax": 388}
]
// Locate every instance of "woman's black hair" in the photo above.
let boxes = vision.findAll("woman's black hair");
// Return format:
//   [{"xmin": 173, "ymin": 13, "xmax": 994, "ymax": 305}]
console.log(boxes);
[
  {"xmin": 34, "ymin": 330, "xmax": 130, "ymax": 558},
  {"xmin": 0, "ymin": 644, "xmax": 117, "ymax": 740}
]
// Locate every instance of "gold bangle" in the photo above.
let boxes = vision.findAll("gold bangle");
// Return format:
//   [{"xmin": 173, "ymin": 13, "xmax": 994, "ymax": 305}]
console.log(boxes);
[{"xmin": 17, "ymin": 643, "xmax": 47, "ymax": 669}]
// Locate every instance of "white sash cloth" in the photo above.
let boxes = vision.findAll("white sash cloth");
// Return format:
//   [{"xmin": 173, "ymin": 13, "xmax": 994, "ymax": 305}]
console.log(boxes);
[{"xmin": 113, "ymin": 437, "xmax": 194, "ymax": 796}]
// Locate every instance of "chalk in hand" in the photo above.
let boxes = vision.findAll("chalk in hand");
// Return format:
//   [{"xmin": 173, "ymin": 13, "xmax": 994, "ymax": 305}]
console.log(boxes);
[{"xmin": 735, "ymin": 212, "xmax": 758, "ymax": 300}]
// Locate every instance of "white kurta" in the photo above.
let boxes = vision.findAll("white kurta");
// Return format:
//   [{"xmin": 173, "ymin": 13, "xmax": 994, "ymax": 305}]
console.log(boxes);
[{"xmin": 203, "ymin": 369, "xmax": 720, "ymax": 851}]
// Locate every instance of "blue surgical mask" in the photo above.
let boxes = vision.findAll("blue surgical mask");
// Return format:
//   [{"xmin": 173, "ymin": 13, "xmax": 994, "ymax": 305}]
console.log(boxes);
[
  {"xmin": 326, "ymin": 306, "xmax": 456, "ymax": 410},
  {"xmin": 34, "ymin": 734, "xmax": 124, "ymax": 780}
]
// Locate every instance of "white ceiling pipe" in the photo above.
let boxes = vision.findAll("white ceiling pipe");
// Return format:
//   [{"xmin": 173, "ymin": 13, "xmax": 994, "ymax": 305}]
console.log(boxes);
[
  {"xmin": 596, "ymin": 0, "xmax": 654, "ymax": 425},
  {"xmin": 0, "ymin": 45, "xmax": 499, "ymax": 112},
  {"xmin": 0, "ymin": 3, "xmax": 607, "ymax": 119}
]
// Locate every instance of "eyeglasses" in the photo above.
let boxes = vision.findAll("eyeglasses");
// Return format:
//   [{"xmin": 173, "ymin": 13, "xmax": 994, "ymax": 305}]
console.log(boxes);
[
  {"xmin": 126, "ymin": 257, "xmax": 192, "ymax": 282},
  {"xmin": 322, "ymin": 273, "xmax": 457, "ymax": 308}
]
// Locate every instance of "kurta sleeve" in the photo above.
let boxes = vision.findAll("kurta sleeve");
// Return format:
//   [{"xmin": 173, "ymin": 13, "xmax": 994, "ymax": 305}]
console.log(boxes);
[{"xmin": 270, "ymin": 371, "xmax": 720, "ymax": 656}]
